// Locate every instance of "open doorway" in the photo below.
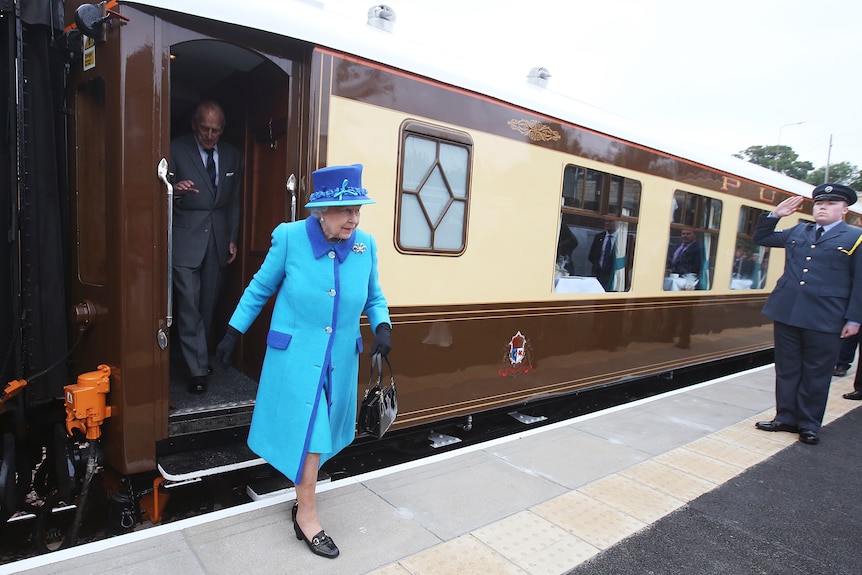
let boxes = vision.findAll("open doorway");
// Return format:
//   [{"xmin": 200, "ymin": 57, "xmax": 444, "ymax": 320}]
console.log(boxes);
[{"xmin": 167, "ymin": 38, "xmax": 299, "ymax": 433}]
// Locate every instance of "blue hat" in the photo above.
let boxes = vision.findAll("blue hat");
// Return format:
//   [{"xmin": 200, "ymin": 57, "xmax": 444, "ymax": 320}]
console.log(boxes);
[
  {"xmin": 812, "ymin": 182, "xmax": 857, "ymax": 206},
  {"xmin": 305, "ymin": 164, "xmax": 375, "ymax": 208}
]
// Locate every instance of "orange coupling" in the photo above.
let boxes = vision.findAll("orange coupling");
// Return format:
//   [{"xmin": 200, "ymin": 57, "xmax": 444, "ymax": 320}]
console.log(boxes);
[
  {"xmin": 65, "ymin": 364, "xmax": 113, "ymax": 440},
  {"xmin": 1, "ymin": 379, "xmax": 28, "ymax": 405}
]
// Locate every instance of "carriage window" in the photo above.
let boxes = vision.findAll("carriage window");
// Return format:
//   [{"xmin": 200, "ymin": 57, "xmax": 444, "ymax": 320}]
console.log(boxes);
[
  {"xmin": 555, "ymin": 164, "xmax": 641, "ymax": 293},
  {"xmin": 562, "ymin": 165, "xmax": 603, "ymax": 212},
  {"xmin": 396, "ymin": 122, "xmax": 472, "ymax": 254},
  {"xmin": 731, "ymin": 206, "xmax": 771, "ymax": 290},
  {"xmin": 665, "ymin": 190, "xmax": 722, "ymax": 291}
]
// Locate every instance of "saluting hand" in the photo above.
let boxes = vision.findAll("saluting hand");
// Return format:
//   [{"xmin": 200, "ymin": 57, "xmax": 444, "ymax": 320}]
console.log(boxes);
[{"xmin": 773, "ymin": 195, "xmax": 804, "ymax": 218}]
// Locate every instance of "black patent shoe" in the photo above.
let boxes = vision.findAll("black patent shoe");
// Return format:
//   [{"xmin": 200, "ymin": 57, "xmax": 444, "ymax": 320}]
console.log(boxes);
[
  {"xmin": 188, "ymin": 375, "xmax": 207, "ymax": 393},
  {"xmin": 755, "ymin": 420, "xmax": 798, "ymax": 433},
  {"xmin": 292, "ymin": 504, "xmax": 339, "ymax": 559},
  {"xmin": 799, "ymin": 430, "xmax": 820, "ymax": 445}
]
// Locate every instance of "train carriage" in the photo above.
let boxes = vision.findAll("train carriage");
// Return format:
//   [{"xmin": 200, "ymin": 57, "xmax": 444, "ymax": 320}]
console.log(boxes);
[{"xmin": 2, "ymin": 0, "xmax": 856, "ymax": 545}]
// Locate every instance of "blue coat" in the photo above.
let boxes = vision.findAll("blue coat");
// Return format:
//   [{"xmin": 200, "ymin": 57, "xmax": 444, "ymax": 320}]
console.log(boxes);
[
  {"xmin": 754, "ymin": 215, "xmax": 862, "ymax": 333},
  {"xmin": 228, "ymin": 217, "xmax": 390, "ymax": 481}
]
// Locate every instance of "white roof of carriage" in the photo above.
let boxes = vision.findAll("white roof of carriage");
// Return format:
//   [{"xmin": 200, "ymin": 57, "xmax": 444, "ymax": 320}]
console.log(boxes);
[{"xmin": 127, "ymin": 0, "xmax": 826, "ymax": 204}]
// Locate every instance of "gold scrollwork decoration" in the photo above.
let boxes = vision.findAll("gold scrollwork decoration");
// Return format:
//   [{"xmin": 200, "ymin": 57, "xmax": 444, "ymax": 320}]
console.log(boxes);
[{"xmin": 508, "ymin": 119, "xmax": 561, "ymax": 142}]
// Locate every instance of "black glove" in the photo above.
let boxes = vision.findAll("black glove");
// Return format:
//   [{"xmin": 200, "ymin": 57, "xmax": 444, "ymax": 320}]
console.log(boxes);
[
  {"xmin": 215, "ymin": 326, "xmax": 241, "ymax": 367},
  {"xmin": 370, "ymin": 323, "xmax": 392, "ymax": 357}
]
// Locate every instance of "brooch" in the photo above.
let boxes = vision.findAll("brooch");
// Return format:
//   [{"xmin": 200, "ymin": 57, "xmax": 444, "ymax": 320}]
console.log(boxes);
[{"xmin": 352, "ymin": 243, "xmax": 367, "ymax": 254}]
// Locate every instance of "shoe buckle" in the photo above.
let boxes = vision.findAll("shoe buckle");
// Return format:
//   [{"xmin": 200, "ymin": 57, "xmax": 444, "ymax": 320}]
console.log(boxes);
[{"xmin": 312, "ymin": 532, "xmax": 329, "ymax": 546}]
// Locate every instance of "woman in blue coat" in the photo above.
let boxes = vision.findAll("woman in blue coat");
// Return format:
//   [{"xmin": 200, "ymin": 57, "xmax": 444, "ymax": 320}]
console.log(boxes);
[{"xmin": 215, "ymin": 164, "xmax": 391, "ymax": 559}]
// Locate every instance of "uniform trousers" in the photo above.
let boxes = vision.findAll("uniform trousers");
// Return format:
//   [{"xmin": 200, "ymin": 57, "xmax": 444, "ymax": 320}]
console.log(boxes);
[
  {"xmin": 835, "ymin": 332, "xmax": 859, "ymax": 368},
  {"xmin": 773, "ymin": 321, "xmax": 842, "ymax": 432}
]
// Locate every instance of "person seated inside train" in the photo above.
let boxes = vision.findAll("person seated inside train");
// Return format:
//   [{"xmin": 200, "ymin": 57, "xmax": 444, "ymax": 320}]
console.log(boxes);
[{"xmin": 665, "ymin": 228, "xmax": 703, "ymax": 290}]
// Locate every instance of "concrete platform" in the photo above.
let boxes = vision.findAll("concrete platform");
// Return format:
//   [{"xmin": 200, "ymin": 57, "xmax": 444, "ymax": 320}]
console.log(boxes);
[{"xmin": 3, "ymin": 364, "xmax": 860, "ymax": 575}]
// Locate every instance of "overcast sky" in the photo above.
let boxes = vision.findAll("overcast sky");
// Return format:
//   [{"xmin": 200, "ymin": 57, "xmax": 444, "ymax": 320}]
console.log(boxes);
[{"xmin": 322, "ymin": 0, "xmax": 861, "ymax": 173}]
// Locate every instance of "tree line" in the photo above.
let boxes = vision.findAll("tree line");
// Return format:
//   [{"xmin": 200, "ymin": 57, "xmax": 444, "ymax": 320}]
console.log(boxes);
[{"xmin": 734, "ymin": 145, "xmax": 862, "ymax": 190}]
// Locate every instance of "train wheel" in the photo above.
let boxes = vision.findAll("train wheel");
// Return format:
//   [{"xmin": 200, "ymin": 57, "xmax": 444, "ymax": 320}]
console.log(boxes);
[{"xmin": 0, "ymin": 432, "xmax": 16, "ymax": 522}]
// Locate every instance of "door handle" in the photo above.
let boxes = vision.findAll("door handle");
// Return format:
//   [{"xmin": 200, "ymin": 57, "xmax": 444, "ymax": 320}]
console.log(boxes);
[
  {"xmin": 156, "ymin": 158, "xmax": 173, "ymax": 350},
  {"xmin": 287, "ymin": 173, "xmax": 297, "ymax": 222}
]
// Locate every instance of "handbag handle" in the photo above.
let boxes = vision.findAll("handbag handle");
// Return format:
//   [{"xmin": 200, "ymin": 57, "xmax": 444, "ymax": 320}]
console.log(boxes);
[{"xmin": 364, "ymin": 352, "xmax": 392, "ymax": 393}]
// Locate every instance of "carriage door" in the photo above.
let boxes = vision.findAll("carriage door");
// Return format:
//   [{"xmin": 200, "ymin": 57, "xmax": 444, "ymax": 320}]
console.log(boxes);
[{"xmin": 225, "ymin": 54, "xmax": 302, "ymax": 372}]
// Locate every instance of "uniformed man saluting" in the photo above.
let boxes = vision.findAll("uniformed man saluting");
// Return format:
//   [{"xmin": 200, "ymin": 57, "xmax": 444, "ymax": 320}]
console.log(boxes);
[{"xmin": 753, "ymin": 183, "xmax": 862, "ymax": 445}]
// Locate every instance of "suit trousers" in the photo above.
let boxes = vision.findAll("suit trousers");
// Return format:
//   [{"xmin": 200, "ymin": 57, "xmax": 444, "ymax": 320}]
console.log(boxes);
[
  {"xmin": 174, "ymin": 231, "xmax": 223, "ymax": 377},
  {"xmin": 772, "ymin": 321, "xmax": 842, "ymax": 432}
]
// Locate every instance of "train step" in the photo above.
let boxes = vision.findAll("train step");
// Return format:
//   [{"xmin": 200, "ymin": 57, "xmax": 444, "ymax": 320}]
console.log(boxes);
[
  {"xmin": 167, "ymin": 362, "xmax": 259, "ymax": 436},
  {"xmin": 246, "ymin": 471, "xmax": 330, "ymax": 501},
  {"xmin": 157, "ymin": 441, "xmax": 264, "ymax": 482},
  {"xmin": 168, "ymin": 405, "xmax": 255, "ymax": 436}
]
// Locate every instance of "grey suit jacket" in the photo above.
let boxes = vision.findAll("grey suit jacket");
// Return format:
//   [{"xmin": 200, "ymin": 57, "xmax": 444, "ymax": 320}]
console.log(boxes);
[
  {"xmin": 754, "ymin": 214, "xmax": 862, "ymax": 333},
  {"xmin": 170, "ymin": 133, "xmax": 242, "ymax": 268}
]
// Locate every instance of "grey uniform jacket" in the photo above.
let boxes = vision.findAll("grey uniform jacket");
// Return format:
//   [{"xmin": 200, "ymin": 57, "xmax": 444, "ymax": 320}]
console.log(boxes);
[{"xmin": 754, "ymin": 214, "xmax": 862, "ymax": 333}]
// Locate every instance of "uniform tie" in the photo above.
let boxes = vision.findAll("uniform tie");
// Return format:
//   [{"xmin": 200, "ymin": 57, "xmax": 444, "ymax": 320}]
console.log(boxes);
[
  {"xmin": 206, "ymin": 148, "xmax": 217, "ymax": 189},
  {"xmin": 816, "ymin": 226, "xmax": 824, "ymax": 241}
]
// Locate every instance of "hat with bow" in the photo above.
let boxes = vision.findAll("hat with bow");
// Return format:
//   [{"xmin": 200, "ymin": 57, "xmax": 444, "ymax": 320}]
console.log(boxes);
[{"xmin": 306, "ymin": 164, "xmax": 376, "ymax": 208}]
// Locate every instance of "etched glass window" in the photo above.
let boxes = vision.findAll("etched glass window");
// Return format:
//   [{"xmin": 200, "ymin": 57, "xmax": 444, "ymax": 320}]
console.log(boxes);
[{"xmin": 397, "ymin": 123, "xmax": 471, "ymax": 254}]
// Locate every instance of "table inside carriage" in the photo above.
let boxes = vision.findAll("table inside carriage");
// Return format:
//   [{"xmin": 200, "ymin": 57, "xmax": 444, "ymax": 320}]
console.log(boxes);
[{"xmin": 553, "ymin": 275, "xmax": 606, "ymax": 293}]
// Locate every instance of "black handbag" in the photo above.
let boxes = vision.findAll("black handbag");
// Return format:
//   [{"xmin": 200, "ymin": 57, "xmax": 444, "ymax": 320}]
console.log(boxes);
[{"xmin": 358, "ymin": 353, "xmax": 397, "ymax": 439}]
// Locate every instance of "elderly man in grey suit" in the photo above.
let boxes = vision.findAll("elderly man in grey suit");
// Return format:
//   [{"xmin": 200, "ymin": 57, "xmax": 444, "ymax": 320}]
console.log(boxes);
[
  {"xmin": 171, "ymin": 100, "xmax": 242, "ymax": 393},
  {"xmin": 753, "ymin": 183, "xmax": 862, "ymax": 445}
]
